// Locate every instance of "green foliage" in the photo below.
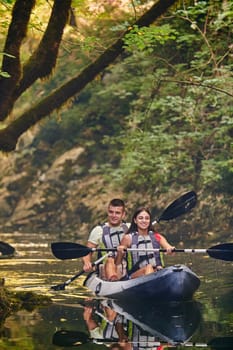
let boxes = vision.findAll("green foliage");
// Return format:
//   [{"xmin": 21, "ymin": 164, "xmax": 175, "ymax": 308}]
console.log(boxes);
[
  {"xmin": 99, "ymin": 0, "xmax": 233, "ymax": 195},
  {"xmin": 23, "ymin": 0, "xmax": 232, "ymax": 200},
  {"xmin": 123, "ymin": 24, "xmax": 178, "ymax": 53},
  {"xmin": 0, "ymin": 0, "xmax": 14, "ymax": 4}
]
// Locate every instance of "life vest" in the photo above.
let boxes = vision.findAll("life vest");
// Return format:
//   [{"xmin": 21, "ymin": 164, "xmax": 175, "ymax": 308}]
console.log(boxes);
[
  {"xmin": 103, "ymin": 314, "xmax": 127, "ymax": 340},
  {"xmin": 96, "ymin": 301, "xmax": 165, "ymax": 348},
  {"xmin": 97, "ymin": 223, "xmax": 128, "ymax": 265},
  {"xmin": 131, "ymin": 328, "xmax": 162, "ymax": 350},
  {"xmin": 127, "ymin": 231, "xmax": 163, "ymax": 273},
  {"xmin": 124, "ymin": 319, "xmax": 163, "ymax": 350},
  {"xmin": 101, "ymin": 222, "xmax": 128, "ymax": 250},
  {"xmin": 95, "ymin": 301, "xmax": 128, "ymax": 341}
]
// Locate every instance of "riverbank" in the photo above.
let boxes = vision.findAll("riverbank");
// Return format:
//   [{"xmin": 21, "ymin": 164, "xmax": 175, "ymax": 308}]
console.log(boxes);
[{"xmin": 0, "ymin": 282, "xmax": 51, "ymax": 333}]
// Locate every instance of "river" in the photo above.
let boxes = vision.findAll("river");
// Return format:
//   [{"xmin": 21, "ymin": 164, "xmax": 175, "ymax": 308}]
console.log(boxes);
[{"xmin": 0, "ymin": 231, "xmax": 232, "ymax": 350}]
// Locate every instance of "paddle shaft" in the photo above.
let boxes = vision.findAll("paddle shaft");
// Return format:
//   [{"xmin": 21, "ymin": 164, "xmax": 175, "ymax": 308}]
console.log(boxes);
[
  {"xmin": 90, "ymin": 247, "xmax": 217, "ymax": 254},
  {"xmin": 51, "ymin": 253, "xmax": 109, "ymax": 290},
  {"xmin": 67, "ymin": 253, "xmax": 109, "ymax": 284},
  {"xmin": 89, "ymin": 246, "xmax": 233, "ymax": 261},
  {"xmin": 84, "ymin": 339, "xmax": 212, "ymax": 347},
  {"xmin": 90, "ymin": 243, "xmax": 233, "ymax": 261},
  {"xmin": 62, "ymin": 270, "xmax": 85, "ymax": 287},
  {"xmin": 51, "ymin": 241, "xmax": 233, "ymax": 261}
]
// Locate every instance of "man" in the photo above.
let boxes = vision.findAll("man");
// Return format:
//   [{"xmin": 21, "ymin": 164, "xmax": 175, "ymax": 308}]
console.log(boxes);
[{"xmin": 82, "ymin": 198, "xmax": 129, "ymax": 281}]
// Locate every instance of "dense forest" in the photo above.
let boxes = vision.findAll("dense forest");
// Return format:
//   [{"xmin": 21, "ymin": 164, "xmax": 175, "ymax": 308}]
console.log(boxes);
[{"xmin": 0, "ymin": 0, "xmax": 232, "ymax": 242}]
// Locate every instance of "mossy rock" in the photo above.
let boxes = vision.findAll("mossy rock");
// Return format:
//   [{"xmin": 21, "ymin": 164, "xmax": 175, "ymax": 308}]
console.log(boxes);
[{"xmin": 0, "ymin": 286, "xmax": 52, "ymax": 313}]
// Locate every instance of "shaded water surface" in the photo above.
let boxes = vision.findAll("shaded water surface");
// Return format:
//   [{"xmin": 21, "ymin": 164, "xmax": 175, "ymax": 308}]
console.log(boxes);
[{"xmin": 0, "ymin": 232, "xmax": 232, "ymax": 350}]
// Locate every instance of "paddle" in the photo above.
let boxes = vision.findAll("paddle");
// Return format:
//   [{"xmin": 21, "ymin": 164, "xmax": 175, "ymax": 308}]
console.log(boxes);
[
  {"xmin": 52, "ymin": 330, "xmax": 233, "ymax": 349},
  {"xmin": 51, "ymin": 253, "xmax": 110, "ymax": 291},
  {"xmin": 152, "ymin": 190, "xmax": 197, "ymax": 224},
  {"xmin": 0, "ymin": 241, "xmax": 15, "ymax": 257},
  {"xmin": 51, "ymin": 241, "xmax": 233, "ymax": 262}
]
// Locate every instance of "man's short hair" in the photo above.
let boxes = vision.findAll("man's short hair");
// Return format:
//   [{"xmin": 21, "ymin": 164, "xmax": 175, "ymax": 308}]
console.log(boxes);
[{"xmin": 108, "ymin": 198, "xmax": 125, "ymax": 209}]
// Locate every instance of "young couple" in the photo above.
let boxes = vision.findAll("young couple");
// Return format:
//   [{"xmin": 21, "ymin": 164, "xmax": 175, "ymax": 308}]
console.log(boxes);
[{"xmin": 82, "ymin": 198, "xmax": 174, "ymax": 281}]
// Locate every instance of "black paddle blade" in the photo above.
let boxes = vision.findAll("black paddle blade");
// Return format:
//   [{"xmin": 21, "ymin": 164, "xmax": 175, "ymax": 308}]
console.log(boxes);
[
  {"xmin": 0, "ymin": 241, "xmax": 15, "ymax": 257},
  {"xmin": 158, "ymin": 191, "xmax": 197, "ymax": 222},
  {"xmin": 51, "ymin": 283, "xmax": 66, "ymax": 291},
  {"xmin": 207, "ymin": 243, "xmax": 233, "ymax": 262},
  {"xmin": 52, "ymin": 330, "xmax": 89, "ymax": 347},
  {"xmin": 51, "ymin": 242, "xmax": 91, "ymax": 260},
  {"xmin": 208, "ymin": 336, "xmax": 233, "ymax": 350}
]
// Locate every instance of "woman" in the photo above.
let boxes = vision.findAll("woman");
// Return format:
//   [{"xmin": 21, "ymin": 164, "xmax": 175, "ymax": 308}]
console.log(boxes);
[{"xmin": 115, "ymin": 207, "xmax": 175, "ymax": 279}]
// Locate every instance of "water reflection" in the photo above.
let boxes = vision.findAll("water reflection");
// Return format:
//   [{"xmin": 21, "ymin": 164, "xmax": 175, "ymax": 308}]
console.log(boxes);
[
  {"xmin": 0, "ymin": 232, "xmax": 232, "ymax": 349},
  {"xmin": 52, "ymin": 298, "xmax": 201, "ymax": 347},
  {"xmin": 51, "ymin": 298, "xmax": 233, "ymax": 350}
]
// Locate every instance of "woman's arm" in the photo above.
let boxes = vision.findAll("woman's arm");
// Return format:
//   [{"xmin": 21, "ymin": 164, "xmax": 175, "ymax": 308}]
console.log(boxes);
[{"xmin": 159, "ymin": 234, "xmax": 175, "ymax": 253}]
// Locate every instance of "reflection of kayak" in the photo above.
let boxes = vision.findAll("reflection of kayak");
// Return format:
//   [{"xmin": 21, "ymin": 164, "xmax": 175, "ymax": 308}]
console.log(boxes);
[
  {"xmin": 83, "ymin": 264, "xmax": 200, "ymax": 301},
  {"xmin": 52, "ymin": 298, "xmax": 201, "ymax": 347},
  {"xmin": 105, "ymin": 298, "xmax": 201, "ymax": 344}
]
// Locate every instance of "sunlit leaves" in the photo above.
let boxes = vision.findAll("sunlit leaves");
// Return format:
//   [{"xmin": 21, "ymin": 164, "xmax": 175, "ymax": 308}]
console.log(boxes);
[{"xmin": 123, "ymin": 24, "xmax": 177, "ymax": 53}]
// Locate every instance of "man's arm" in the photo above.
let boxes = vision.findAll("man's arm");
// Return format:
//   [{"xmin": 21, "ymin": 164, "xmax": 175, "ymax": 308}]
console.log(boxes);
[
  {"xmin": 82, "ymin": 241, "xmax": 97, "ymax": 272},
  {"xmin": 115, "ymin": 234, "xmax": 131, "ymax": 265},
  {"xmin": 82, "ymin": 225, "xmax": 103, "ymax": 271}
]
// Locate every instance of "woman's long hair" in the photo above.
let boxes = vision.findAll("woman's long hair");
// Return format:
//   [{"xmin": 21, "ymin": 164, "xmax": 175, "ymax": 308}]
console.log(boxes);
[{"xmin": 127, "ymin": 207, "xmax": 153, "ymax": 233}]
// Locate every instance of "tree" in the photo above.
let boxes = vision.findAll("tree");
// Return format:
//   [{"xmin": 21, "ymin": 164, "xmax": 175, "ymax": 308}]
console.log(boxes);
[
  {"xmin": 99, "ymin": 0, "xmax": 233, "ymax": 195},
  {"xmin": 0, "ymin": 0, "xmax": 177, "ymax": 152}
]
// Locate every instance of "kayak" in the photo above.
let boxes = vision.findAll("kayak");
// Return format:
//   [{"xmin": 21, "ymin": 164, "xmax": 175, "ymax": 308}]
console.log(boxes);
[{"xmin": 83, "ymin": 264, "xmax": 200, "ymax": 301}]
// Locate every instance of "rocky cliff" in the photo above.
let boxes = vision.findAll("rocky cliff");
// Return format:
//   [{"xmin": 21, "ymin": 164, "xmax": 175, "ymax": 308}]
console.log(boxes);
[{"xmin": 0, "ymin": 139, "xmax": 232, "ymax": 245}]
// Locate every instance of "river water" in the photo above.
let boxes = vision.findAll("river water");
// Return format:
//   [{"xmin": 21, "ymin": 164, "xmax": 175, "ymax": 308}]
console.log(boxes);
[{"xmin": 0, "ymin": 231, "xmax": 232, "ymax": 350}]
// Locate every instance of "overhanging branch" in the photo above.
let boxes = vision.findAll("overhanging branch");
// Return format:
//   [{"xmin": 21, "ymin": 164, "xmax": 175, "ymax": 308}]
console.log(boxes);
[
  {"xmin": 161, "ymin": 79, "xmax": 233, "ymax": 97},
  {"xmin": 0, "ymin": 0, "xmax": 177, "ymax": 152}
]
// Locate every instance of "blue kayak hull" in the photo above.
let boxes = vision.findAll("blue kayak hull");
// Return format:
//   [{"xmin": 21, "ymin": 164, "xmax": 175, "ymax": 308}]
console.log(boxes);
[{"xmin": 84, "ymin": 264, "xmax": 200, "ymax": 301}]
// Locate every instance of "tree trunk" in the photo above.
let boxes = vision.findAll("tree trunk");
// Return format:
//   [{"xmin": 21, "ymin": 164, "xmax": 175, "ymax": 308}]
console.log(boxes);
[{"xmin": 0, "ymin": 0, "xmax": 177, "ymax": 152}]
